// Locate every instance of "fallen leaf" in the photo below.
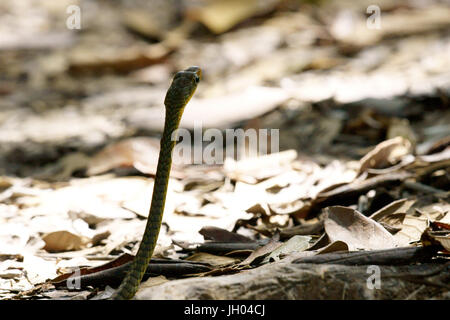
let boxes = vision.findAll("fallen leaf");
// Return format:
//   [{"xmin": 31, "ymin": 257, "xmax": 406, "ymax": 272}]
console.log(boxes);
[
  {"xmin": 186, "ymin": 252, "xmax": 238, "ymax": 267},
  {"xmin": 262, "ymin": 235, "xmax": 311, "ymax": 263},
  {"xmin": 22, "ymin": 255, "xmax": 58, "ymax": 285},
  {"xmin": 358, "ymin": 136, "xmax": 412, "ymax": 175},
  {"xmin": 316, "ymin": 240, "xmax": 349, "ymax": 254},
  {"xmin": 433, "ymin": 236, "xmax": 450, "ymax": 252},
  {"xmin": 324, "ymin": 206, "xmax": 398, "ymax": 250},
  {"xmin": 239, "ymin": 237, "xmax": 282, "ymax": 266},
  {"xmin": 394, "ymin": 215, "xmax": 429, "ymax": 246},
  {"xmin": 42, "ymin": 231, "xmax": 90, "ymax": 252},
  {"xmin": 189, "ymin": 0, "xmax": 281, "ymax": 34},
  {"xmin": 199, "ymin": 226, "xmax": 254, "ymax": 243},
  {"xmin": 369, "ymin": 198, "xmax": 415, "ymax": 221}
]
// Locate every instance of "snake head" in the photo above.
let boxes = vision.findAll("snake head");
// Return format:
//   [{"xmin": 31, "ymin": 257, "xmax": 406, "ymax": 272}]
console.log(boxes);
[{"xmin": 164, "ymin": 66, "xmax": 201, "ymax": 111}]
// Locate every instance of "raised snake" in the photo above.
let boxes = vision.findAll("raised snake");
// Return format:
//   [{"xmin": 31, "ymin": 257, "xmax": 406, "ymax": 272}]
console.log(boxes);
[{"xmin": 112, "ymin": 66, "xmax": 201, "ymax": 300}]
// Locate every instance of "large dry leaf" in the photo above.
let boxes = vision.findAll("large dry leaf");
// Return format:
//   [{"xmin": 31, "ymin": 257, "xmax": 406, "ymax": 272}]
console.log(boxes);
[{"xmin": 324, "ymin": 206, "xmax": 398, "ymax": 251}]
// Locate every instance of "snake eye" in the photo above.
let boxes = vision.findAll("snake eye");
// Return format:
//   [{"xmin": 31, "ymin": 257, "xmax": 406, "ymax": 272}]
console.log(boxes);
[{"xmin": 194, "ymin": 75, "xmax": 200, "ymax": 84}]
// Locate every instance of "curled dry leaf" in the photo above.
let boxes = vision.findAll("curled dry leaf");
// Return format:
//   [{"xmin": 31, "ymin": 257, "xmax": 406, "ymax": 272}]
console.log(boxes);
[
  {"xmin": 324, "ymin": 206, "xmax": 398, "ymax": 251},
  {"xmin": 358, "ymin": 136, "xmax": 412, "ymax": 175},
  {"xmin": 369, "ymin": 198, "xmax": 415, "ymax": 221},
  {"xmin": 316, "ymin": 240, "xmax": 349, "ymax": 255}
]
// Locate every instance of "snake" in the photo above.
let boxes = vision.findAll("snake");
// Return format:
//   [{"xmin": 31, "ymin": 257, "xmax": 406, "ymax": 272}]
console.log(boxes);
[{"xmin": 112, "ymin": 66, "xmax": 201, "ymax": 300}]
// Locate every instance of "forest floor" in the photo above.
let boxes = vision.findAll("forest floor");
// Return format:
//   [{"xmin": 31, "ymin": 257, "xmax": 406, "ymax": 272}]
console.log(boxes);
[{"xmin": 0, "ymin": 0, "xmax": 449, "ymax": 300}]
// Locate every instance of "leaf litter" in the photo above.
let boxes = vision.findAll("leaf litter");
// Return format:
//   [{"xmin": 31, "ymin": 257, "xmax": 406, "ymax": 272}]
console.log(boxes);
[{"xmin": 0, "ymin": 0, "xmax": 449, "ymax": 300}]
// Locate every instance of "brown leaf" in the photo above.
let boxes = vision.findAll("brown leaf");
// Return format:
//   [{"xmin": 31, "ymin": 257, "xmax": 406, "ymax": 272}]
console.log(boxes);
[
  {"xmin": 42, "ymin": 231, "xmax": 90, "ymax": 253},
  {"xmin": 324, "ymin": 206, "xmax": 398, "ymax": 251}
]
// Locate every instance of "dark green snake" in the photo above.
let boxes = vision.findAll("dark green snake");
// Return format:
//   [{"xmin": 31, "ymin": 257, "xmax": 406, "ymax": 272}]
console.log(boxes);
[{"xmin": 112, "ymin": 66, "xmax": 201, "ymax": 300}]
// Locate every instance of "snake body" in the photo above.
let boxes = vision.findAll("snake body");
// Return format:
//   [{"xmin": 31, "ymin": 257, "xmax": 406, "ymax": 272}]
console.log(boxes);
[{"xmin": 112, "ymin": 66, "xmax": 201, "ymax": 300}]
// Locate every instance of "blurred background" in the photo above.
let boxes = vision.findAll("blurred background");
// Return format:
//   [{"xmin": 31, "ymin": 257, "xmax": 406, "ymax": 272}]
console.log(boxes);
[
  {"xmin": 0, "ymin": 0, "xmax": 450, "ymax": 299},
  {"xmin": 0, "ymin": 0, "xmax": 449, "ymax": 177}
]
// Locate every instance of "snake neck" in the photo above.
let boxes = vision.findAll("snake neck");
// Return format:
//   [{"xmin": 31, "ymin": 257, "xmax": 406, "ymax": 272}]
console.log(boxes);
[
  {"xmin": 111, "ymin": 108, "xmax": 182, "ymax": 300},
  {"xmin": 147, "ymin": 108, "xmax": 181, "ymax": 222}
]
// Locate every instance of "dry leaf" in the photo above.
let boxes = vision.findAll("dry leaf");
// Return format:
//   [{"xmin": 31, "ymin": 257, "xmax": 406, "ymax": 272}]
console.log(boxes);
[
  {"xmin": 190, "ymin": 0, "xmax": 281, "ymax": 34},
  {"xmin": 42, "ymin": 231, "xmax": 90, "ymax": 252},
  {"xmin": 262, "ymin": 235, "xmax": 311, "ymax": 263},
  {"xmin": 358, "ymin": 136, "xmax": 412, "ymax": 175},
  {"xmin": 199, "ymin": 226, "xmax": 254, "ymax": 243},
  {"xmin": 316, "ymin": 240, "xmax": 349, "ymax": 254},
  {"xmin": 324, "ymin": 206, "xmax": 398, "ymax": 251},
  {"xmin": 369, "ymin": 198, "xmax": 415, "ymax": 221},
  {"xmin": 239, "ymin": 237, "xmax": 282, "ymax": 266},
  {"xmin": 432, "ymin": 236, "xmax": 450, "ymax": 252},
  {"xmin": 394, "ymin": 215, "xmax": 429, "ymax": 246},
  {"xmin": 186, "ymin": 252, "xmax": 238, "ymax": 267}
]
